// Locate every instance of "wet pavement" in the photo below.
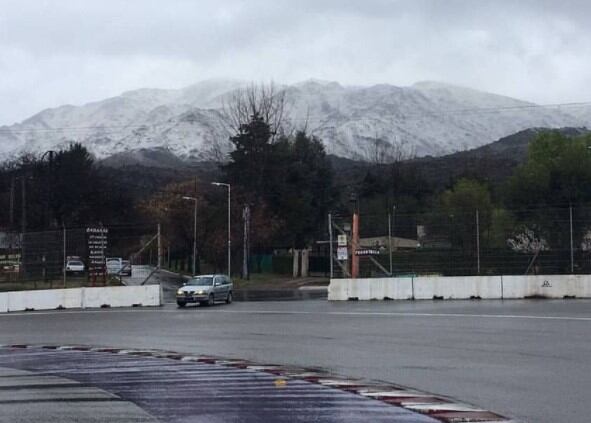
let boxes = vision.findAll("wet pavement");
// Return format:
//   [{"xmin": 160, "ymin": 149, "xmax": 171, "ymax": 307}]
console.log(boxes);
[
  {"xmin": 1, "ymin": 299, "xmax": 590, "ymax": 422},
  {"xmin": 0, "ymin": 347, "xmax": 436, "ymax": 423}
]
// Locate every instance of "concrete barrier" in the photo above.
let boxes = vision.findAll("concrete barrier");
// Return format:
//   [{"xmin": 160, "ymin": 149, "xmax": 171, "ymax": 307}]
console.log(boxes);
[
  {"xmin": 328, "ymin": 277, "xmax": 413, "ymax": 300},
  {"xmin": 7, "ymin": 288, "xmax": 82, "ymax": 312},
  {"xmin": 0, "ymin": 293, "xmax": 7, "ymax": 313},
  {"xmin": 501, "ymin": 274, "xmax": 591, "ymax": 299},
  {"xmin": 1, "ymin": 285, "xmax": 162, "ymax": 313},
  {"xmin": 328, "ymin": 274, "xmax": 591, "ymax": 301},
  {"xmin": 83, "ymin": 285, "xmax": 161, "ymax": 308},
  {"xmin": 413, "ymin": 276, "xmax": 503, "ymax": 300}
]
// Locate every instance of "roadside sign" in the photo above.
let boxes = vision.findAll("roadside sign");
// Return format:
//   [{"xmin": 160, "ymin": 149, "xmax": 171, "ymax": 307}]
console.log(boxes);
[
  {"xmin": 337, "ymin": 234, "xmax": 347, "ymax": 247},
  {"xmin": 86, "ymin": 227, "xmax": 108, "ymax": 279},
  {"xmin": 355, "ymin": 248, "xmax": 380, "ymax": 256},
  {"xmin": 337, "ymin": 246, "xmax": 348, "ymax": 261}
]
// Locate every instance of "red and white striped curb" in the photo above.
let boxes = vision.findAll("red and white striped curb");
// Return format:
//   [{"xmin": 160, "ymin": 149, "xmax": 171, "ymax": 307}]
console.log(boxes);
[{"xmin": 0, "ymin": 344, "xmax": 518, "ymax": 423}]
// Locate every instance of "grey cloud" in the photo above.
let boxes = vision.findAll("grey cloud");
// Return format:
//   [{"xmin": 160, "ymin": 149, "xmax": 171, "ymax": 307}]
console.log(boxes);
[{"xmin": 1, "ymin": 0, "xmax": 591, "ymax": 124}]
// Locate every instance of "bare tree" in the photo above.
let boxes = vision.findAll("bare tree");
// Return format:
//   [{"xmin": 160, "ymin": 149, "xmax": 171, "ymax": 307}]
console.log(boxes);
[
  {"xmin": 362, "ymin": 133, "xmax": 415, "ymax": 165},
  {"xmin": 222, "ymin": 82, "xmax": 287, "ymax": 139}
]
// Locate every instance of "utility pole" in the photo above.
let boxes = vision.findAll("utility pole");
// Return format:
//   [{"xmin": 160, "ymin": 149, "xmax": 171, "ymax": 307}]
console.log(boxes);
[
  {"xmin": 476, "ymin": 209, "xmax": 481, "ymax": 275},
  {"xmin": 21, "ymin": 176, "xmax": 26, "ymax": 278},
  {"xmin": 182, "ymin": 196, "xmax": 198, "ymax": 276},
  {"xmin": 388, "ymin": 210, "xmax": 393, "ymax": 275},
  {"xmin": 63, "ymin": 224, "xmax": 67, "ymax": 288},
  {"xmin": 570, "ymin": 205, "xmax": 574, "ymax": 274},
  {"xmin": 351, "ymin": 194, "xmax": 360, "ymax": 279},
  {"xmin": 328, "ymin": 213, "xmax": 333, "ymax": 279},
  {"xmin": 157, "ymin": 223, "xmax": 162, "ymax": 270},
  {"xmin": 41, "ymin": 150, "xmax": 56, "ymax": 227},
  {"xmin": 212, "ymin": 182, "xmax": 231, "ymax": 277},
  {"xmin": 242, "ymin": 205, "xmax": 250, "ymax": 280},
  {"xmin": 392, "ymin": 205, "xmax": 397, "ymax": 251},
  {"xmin": 9, "ymin": 177, "xmax": 14, "ymax": 257},
  {"xmin": 9, "ymin": 177, "xmax": 14, "ymax": 228}
]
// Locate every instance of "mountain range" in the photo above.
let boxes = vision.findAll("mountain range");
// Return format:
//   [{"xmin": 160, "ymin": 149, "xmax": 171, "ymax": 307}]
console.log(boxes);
[{"xmin": 1, "ymin": 79, "xmax": 589, "ymax": 163}]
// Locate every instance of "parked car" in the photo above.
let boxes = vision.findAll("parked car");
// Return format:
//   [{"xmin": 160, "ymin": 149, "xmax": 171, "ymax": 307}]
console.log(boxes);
[
  {"xmin": 65, "ymin": 259, "xmax": 85, "ymax": 275},
  {"xmin": 106, "ymin": 257, "xmax": 122, "ymax": 275},
  {"xmin": 120, "ymin": 260, "xmax": 132, "ymax": 276},
  {"xmin": 176, "ymin": 274, "xmax": 233, "ymax": 307},
  {"xmin": 1, "ymin": 262, "xmax": 20, "ymax": 273}
]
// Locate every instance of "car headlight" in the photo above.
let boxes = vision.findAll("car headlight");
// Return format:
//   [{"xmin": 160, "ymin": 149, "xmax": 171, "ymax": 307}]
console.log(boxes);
[
  {"xmin": 177, "ymin": 289, "xmax": 183, "ymax": 295},
  {"xmin": 196, "ymin": 290, "xmax": 205, "ymax": 295}
]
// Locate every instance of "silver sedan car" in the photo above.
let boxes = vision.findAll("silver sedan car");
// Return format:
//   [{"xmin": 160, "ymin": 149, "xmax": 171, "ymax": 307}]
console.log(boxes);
[{"xmin": 176, "ymin": 274, "xmax": 233, "ymax": 307}]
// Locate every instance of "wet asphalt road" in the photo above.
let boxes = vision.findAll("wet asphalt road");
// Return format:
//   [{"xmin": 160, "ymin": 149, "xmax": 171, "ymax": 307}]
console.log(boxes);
[
  {"xmin": 0, "ymin": 347, "xmax": 435, "ymax": 423},
  {"xmin": 1, "ymin": 299, "xmax": 590, "ymax": 423}
]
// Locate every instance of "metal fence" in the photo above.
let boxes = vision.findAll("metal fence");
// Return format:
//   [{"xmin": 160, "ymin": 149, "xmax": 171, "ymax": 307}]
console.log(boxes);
[
  {"xmin": 328, "ymin": 206, "xmax": 591, "ymax": 278},
  {"xmin": 0, "ymin": 223, "xmax": 161, "ymax": 291}
]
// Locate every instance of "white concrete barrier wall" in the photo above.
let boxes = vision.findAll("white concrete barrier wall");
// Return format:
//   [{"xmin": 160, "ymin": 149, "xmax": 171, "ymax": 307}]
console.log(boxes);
[
  {"xmin": 0, "ymin": 293, "xmax": 8, "ymax": 313},
  {"xmin": 328, "ymin": 278, "xmax": 413, "ymax": 300},
  {"xmin": 7, "ymin": 288, "xmax": 82, "ymax": 312},
  {"xmin": 413, "ymin": 276, "xmax": 502, "ymax": 300},
  {"xmin": 83, "ymin": 286, "xmax": 161, "ymax": 308},
  {"xmin": 501, "ymin": 274, "xmax": 591, "ymax": 299},
  {"xmin": 1, "ymin": 285, "xmax": 162, "ymax": 312},
  {"xmin": 328, "ymin": 274, "xmax": 591, "ymax": 300}
]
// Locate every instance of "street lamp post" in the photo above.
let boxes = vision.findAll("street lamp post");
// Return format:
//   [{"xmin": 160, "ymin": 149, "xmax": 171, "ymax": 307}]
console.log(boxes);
[
  {"xmin": 182, "ymin": 196, "xmax": 197, "ymax": 276},
  {"xmin": 212, "ymin": 182, "xmax": 231, "ymax": 277}
]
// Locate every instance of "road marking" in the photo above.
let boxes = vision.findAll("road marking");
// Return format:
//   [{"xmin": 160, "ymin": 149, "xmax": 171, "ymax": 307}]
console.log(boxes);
[{"xmin": 1, "ymin": 306, "xmax": 590, "ymax": 322}]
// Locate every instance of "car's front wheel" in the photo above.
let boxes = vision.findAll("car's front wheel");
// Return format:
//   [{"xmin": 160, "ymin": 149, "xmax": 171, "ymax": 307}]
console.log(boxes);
[
  {"xmin": 177, "ymin": 301, "xmax": 186, "ymax": 308},
  {"xmin": 226, "ymin": 291, "xmax": 232, "ymax": 304}
]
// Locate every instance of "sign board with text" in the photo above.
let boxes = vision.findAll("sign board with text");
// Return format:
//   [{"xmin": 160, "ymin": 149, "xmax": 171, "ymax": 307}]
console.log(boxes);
[
  {"xmin": 355, "ymin": 248, "xmax": 380, "ymax": 256},
  {"xmin": 337, "ymin": 246, "xmax": 348, "ymax": 261},
  {"xmin": 86, "ymin": 227, "xmax": 108, "ymax": 278}
]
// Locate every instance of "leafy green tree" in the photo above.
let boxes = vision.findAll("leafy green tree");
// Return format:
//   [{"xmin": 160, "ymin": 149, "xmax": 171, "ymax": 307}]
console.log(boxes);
[
  {"xmin": 505, "ymin": 130, "xmax": 591, "ymax": 250},
  {"xmin": 507, "ymin": 131, "xmax": 591, "ymax": 208}
]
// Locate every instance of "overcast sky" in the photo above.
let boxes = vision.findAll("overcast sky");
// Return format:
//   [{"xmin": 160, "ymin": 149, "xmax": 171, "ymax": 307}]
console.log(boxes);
[{"xmin": 1, "ymin": 0, "xmax": 591, "ymax": 125}]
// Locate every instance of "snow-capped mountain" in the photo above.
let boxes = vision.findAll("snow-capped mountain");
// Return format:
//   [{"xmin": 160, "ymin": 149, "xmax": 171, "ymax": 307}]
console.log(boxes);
[{"xmin": 0, "ymin": 79, "xmax": 588, "ymax": 162}]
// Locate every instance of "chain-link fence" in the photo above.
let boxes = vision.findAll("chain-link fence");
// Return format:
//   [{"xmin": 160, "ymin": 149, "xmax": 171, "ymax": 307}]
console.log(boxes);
[
  {"xmin": 0, "ymin": 223, "xmax": 161, "ymax": 291},
  {"xmin": 328, "ymin": 206, "xmax": 591, "ymax": 278}
]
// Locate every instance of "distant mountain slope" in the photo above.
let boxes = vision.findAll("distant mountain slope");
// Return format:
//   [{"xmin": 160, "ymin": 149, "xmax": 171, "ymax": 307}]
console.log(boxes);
[
  {"xmin": 1, "ymin": 79, "xmax": 589, "ymax": 162},
  {"xmin": 328, "ymin": 127, "xmax": 591, "ymax": 193}
]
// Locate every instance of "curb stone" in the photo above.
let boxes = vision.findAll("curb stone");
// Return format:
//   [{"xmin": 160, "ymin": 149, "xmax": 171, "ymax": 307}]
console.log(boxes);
[{"xmin": 0, "ymin": 344, "xmax": 518, "ymax": 423}]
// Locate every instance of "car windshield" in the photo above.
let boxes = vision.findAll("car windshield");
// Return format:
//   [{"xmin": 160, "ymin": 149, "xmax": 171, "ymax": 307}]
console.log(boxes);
[
  {"xmin": 187, "ymin": 277, "xmax": 214, "ymax": 286},
  {"xmin": 68, "ymin": 261, "xmax": 83, "ymax": 266}
]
